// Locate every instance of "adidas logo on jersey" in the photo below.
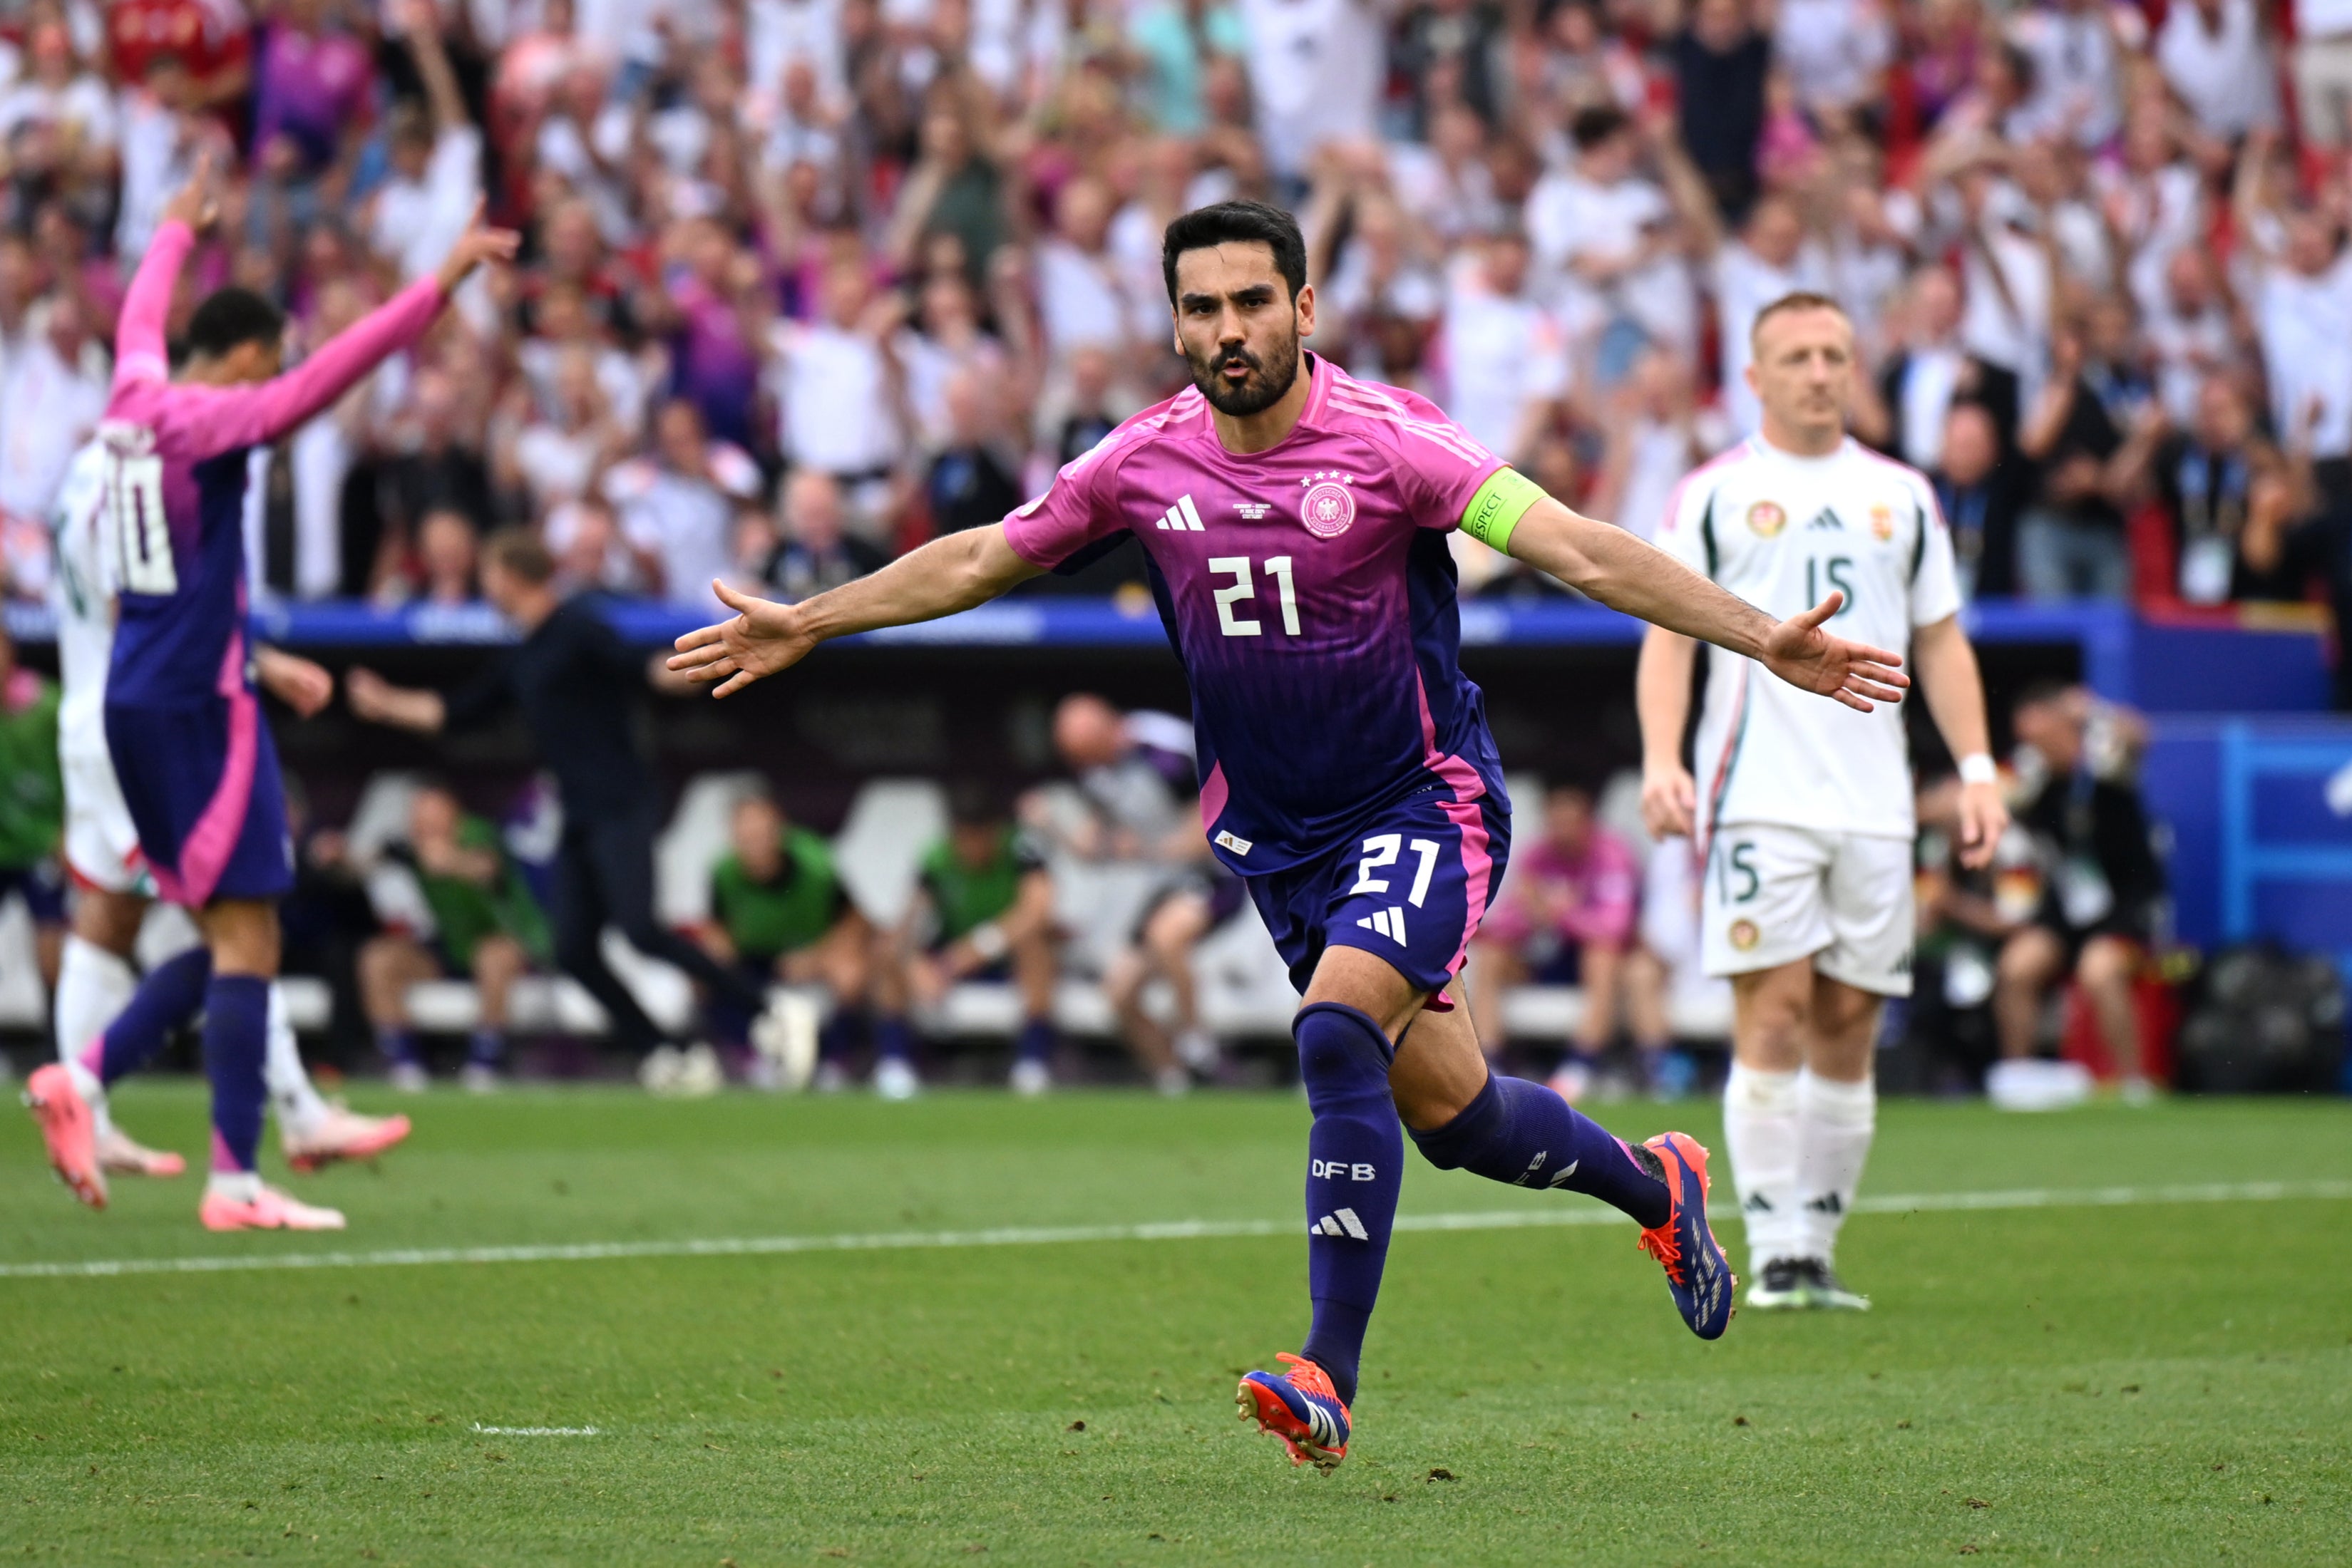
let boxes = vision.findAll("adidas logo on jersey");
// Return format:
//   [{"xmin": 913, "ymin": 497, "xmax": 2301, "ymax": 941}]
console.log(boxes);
[
  {"xmin": 1804, "ymin": 507, "xmax": 1846, "ymax": 532},
  {"xmin": 1355, "ymin": 906, "xmax": 1407, "ymax": 944},
  {"xmin": 1154, "ymin": 494, "xmax": 1206, "ymax": 532},
  {"xmin": 1310, "ymin": 1208, "xmax": 1372, "ymax": 1240}
]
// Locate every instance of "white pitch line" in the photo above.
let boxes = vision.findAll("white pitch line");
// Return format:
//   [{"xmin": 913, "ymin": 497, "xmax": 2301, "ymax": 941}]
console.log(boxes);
[
  {"xmin": 1, "ymin": 1179, "xmax": 2345, "ymax": 1282},
  {"xmin": 470, "ymin": 1424, "xmax": 600, "ymax": 1436}
]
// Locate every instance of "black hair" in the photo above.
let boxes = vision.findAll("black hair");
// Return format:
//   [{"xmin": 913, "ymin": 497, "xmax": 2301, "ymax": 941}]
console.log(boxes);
[
  {"xmin": 183, "ymin": 287, "xmax": 287, "ymax": 363},
  {"xmin": 2013, "ymin": 678, "xmax": 2074, "ymax": 714},
  {"xmin": 946, "ymin": 779, "xmax": 1008, "ymax": 828},
  {"xmin": 1569, "ymin": 104, "xmax": 1631, "ymax": 152},
  {"xmin": 1161, "ymin": 200, "xmax": 1308, "ymax": 307}
]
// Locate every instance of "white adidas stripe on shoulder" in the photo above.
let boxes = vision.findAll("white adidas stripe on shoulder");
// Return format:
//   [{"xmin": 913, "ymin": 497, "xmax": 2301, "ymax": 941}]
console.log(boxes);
[{"xmin": 1328, "ymin": 386, "xmax": 1489, "ymax": 466}]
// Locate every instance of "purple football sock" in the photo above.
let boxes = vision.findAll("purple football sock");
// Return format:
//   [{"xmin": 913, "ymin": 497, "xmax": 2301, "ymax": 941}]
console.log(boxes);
[
  {"xmin": 202, "ymin": 976, "xmax": 270, "ymax": 1175},
  {"xmin": 81, "ymin": 947, "xmax": 212, "ymax": 1086},
  {"xmin": 1409, "ymin": 1071, "xmax": 1670, "ymax": 1229},
  {"xmin": 1294, "ymin": 1002, "xmax": 1401, "ymax": 1408}
]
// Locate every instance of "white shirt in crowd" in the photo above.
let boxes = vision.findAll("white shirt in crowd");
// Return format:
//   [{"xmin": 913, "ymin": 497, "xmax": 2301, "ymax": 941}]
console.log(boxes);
[
  {"xmin": 0, "ymin": 71, "xmax": 115, "ymax": 147},
  {"xmin": 747, "ymin": 0, "xmax": 845, "ymax": 95},
  {"xmin": 1238, "ymin": 0, "xmax": 1382, "ymax": 178},
  {"xmin": 1437, "ymin": 262, "xmax": 1571, "ymax": 462},
  {"xmin": 2254, "ymin": 249, "xmax": 2352, "ymax": 458},
  {"xmin": 1658, "ymin": 435, "xmax": 1961, "ymax": 840},
  {"xmin": 1774, "ymin": 0, "xmax": 1893, "ymax": 112},
  {"xmin": 768, "ymin": 319, "xmax": 902, "ymax": 475},
  {"xmin": 1033, "ymin": 239, "xmax": 1151, "ymax": 359},
  {"xmin": 1526, "ymin": 167, "xmax": 1698, "ymax": 354},
  {"xmin": 370, "ymin": 125, "xmax": 483, "ymax": 282},
  {"xmin": 1896, "ymin": 343, "xmax": 1965, "ymax": 470},
  {"xmin": 2296, "ymin": 0, "xmax": 2352, "ymax": 41},
  {"xmin": 2011, "ymin": 6, "xmax": 2125, "ymax": 148},
  {"xmin": 2157, "ymin": 0, "xmax": 2279, "ymax": 139},
  {"xmin": 113, "ymin": 88, "xmax": 202, "ymax": 260},
  {"xmin": 0, "ymin": 329, "xmax": 106, "ymax": 522},
  {"xmin": 1613, "ymin": 413, "xmax": 1723, "ymax": 543},
  {"xmin": 603, "ymin": 443, "xmax": 761, "ymax": 612},
  {"xmin": 1715, "ymin": 243, "xmax": 1825, "ymax": 436}
]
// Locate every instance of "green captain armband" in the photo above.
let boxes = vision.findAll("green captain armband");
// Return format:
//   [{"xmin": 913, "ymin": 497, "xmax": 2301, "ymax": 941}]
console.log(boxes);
[{"xmin": 1458, "ymin": 467, "xmax": 1546, "ymax": 554}]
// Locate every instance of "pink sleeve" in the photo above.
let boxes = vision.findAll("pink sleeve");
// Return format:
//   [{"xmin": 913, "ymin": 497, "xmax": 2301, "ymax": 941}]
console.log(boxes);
[
  {"xmin": 1000, "ymin": 439, "xmax": 1121, "ymax": 569},
  {"xmin": 1383, "ymin": 386, "xmax": 1506, "ymax": 531},
  {"xmin": 1561, "ymin": 834, "xmax": 1640, "ymax": 948},
  {"xmin": 113, "ymin": 219, "xmax": 195, "ymax": 388},
  {"xmin": 153, "ymin": 277, "xmax": 446, "ymax": 460}
]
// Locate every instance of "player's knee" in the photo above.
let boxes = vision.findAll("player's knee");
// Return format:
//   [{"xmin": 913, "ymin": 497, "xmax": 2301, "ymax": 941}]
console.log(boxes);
[
  {"xmin": 2077, "ymin": 938, "xmax": 2133, "ymax": 990},
  {"xmin": 1293, "ymin": 1001, "xmax": 1393, "ymax": 1110}
]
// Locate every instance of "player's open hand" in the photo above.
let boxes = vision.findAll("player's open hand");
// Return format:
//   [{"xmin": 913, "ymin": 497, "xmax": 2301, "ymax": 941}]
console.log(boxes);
[
  {"xmin": 435, "ymin": 202, "xmax": 522, "ymax": 294},
  {"xmin": 1955, "ymin": 778, "xmax": 2010, "ymax": 870},
  {"xmin": 1759, "ymin": 592, "xmax": 1909, "ymax": 713},
  {"xmin": 667, "ymin": 581, "xmax": 816, "ymax": 697},
  {"xmin": 162, "ymin": 148, "xmax": 222, "ymax": 235},
  {"xmin": 1641, "ymin": 763, "xmax": 1697, "ymax": 840}
]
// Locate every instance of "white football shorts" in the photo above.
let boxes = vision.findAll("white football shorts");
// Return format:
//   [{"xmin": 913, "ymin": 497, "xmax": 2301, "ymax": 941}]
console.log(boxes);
[
  {"xmin": 1700, "ymin": 823, "xmax": 1914, "ymax": 996},
  {"xmin": 61, "ymin": 717, "xmax": 153, "ymax": 897}
]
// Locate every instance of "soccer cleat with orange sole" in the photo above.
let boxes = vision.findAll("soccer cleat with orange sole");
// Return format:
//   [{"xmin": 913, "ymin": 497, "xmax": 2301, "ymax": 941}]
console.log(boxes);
[
  {"xmin": 282, "ymin": 1108, "xmax": 413, "ymax": 1174},
  {"xmin": 198, "ymin": 1184, "xmax": 347, "ymax": 1232},
  {"xmin": 1236, "ymin": 1353, "xmax": 1351, "ymax": 1471},
  {"xmin": 23, "ymin": 1063, "xmax": 107, "ymax": 1209},
  {"xmin": 1636, "ymin": 1131, "xmax": 1737, "ymax": 1340},
  {"xmin": 98, "ymin": 1127, "xmax": 187, "ymax": 1178}
]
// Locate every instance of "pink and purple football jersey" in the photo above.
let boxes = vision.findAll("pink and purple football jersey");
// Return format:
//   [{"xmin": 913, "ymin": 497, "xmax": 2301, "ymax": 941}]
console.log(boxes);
[
  {"xmin": 99, "ymin": 218, "xmax": 443, "ymax": 904},
  {"xmin": 1004, "ymin": 354, "xmax": 1514, "ymax": 879}
]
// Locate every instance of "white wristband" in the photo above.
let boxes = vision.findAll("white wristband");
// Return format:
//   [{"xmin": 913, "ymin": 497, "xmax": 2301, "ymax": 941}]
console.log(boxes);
[{"xmin": 1957, "ymin": 753, "xmax": 1998, "ymax": 786}]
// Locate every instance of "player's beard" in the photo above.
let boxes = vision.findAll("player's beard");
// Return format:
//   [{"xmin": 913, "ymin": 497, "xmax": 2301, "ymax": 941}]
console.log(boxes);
[{"xmin": 1188, "ymin": 327, "xmax": 1301, "ymax": 418}]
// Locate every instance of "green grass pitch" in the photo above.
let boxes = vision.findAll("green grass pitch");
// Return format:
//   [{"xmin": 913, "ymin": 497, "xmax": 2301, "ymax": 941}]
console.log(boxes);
[{"xmin": 2, "ymin": 1083, "xmax": 2347, "ymax": 1565}]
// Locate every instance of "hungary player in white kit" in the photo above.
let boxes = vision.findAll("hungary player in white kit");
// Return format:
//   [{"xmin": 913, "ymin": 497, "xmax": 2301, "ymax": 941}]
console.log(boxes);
[
  {"xmin": 1638, "ymin": 292, "xmax": 2008, "ymax": 1311},
  {"xmin": 670, "ymin": 205, "xmax": 1912, "ymax": 1470}
]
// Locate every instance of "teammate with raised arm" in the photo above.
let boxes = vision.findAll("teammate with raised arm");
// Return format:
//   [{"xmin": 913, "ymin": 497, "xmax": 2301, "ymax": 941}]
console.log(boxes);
[
  {"xmin": 28, "ymin": 438, "xmax": 412, "ymax": 1207},
  {"xmin": 670, "ymin": 203, "xmax": 1909, "ymax": 1470},
  {"xmin": 21, "ymin": 155, "xmax": 515, "ymax": 1230},
  {"xmin": 1638, "ymin": 292, "xmax": 2008, "ymax": 1312}
]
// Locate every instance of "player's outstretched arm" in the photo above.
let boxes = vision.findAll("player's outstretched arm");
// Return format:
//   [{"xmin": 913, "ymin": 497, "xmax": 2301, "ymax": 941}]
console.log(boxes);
[
  {"xmin": 186, "ymin": 211, "xmax": 519, "ymax": 455},
  {"xmin": 668, "ymin": 524, "xmax": 1044, "ymax": 698},
  {"xmin": 1506, "ymin": 495, "xmax": 1911, "ymax": 713},
  {"xmin": 1911, "ymin": 614, "xmax": 2010, "ymax": 867}
]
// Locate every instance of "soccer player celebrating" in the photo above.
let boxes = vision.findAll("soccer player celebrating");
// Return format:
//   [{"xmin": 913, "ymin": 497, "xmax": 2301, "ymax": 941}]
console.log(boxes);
[
  {"xmin": 670, "ymin": 203, "xmax": 1906, "ymax": 1469},
  {"xmin": 23, "ymin": 154, "xmax": 515, "ymax": 1230},
  {"xmin": 29, "ymin": 438, "xmax": 414, "ymax": 1201},
  {"xmin": 1637, "ymin": 292, "xmax": 2008, "ymax": 1312}
]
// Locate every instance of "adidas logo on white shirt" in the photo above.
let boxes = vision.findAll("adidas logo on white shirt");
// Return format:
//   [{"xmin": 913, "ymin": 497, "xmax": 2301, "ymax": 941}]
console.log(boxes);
[
  {"xmin": 1355, "ymin": 906, "xmax": 1407, "ymax": 945},
  {"xmin": 1155, "ymin": 494, "xmax": 1206, "ymax": 531},
  {"xmin": 1310, "ymin": 1208, "xmax": 1371, "ymax": 1240}
]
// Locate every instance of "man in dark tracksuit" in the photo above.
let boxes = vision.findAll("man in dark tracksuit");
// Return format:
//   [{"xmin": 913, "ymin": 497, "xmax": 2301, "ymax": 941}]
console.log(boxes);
[{"xmin": 349, "ymin": 530, "xmax": 776, "ymax": 1088}]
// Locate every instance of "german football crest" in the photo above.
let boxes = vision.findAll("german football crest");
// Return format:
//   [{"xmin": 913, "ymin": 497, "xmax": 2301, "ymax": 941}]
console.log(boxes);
[
  {"xmin": 1746, "ymin": 500, "xmax": 1786, "ymax": 538},
  {"xmin": 1300, "ymin": 472, "xmax": 1357, "ymax": 540}
]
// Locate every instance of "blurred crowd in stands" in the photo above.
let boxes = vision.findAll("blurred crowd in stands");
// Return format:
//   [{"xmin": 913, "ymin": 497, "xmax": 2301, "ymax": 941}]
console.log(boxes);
[{"xmin": 4, "ymin": 0, "xmax": 2352, "ymax": 626}]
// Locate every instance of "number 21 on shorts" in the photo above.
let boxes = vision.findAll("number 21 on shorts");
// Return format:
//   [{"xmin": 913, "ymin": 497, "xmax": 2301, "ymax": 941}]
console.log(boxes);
[{"xmin": 1354, "ymin": 833, "xmax": 1441, "ymax": 905}]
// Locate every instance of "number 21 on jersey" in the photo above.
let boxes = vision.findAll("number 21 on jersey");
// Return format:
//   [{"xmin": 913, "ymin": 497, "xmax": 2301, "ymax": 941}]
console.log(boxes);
[
  {"xmin": 1208, "ymin": 555, "xmax": 1300, "ymax": 637},
  {"xmin": 108, "ymin": 450, "xmax": 176, "ymax": 594}
]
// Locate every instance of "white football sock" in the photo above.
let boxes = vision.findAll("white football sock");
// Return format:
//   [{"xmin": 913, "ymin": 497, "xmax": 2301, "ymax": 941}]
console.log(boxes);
[
  {"xmin": 54, "ymin": 935, "xmax": 135, "ymax": 1137},
  {"xmin": 1794, "ymin": 1070, "xmax": 1876, "ymax": 1267},
  {"xmin": 1722, "ymin": 1063, "xmax": 1802, "ymax": 1275},
  {"xmin": 205, "ymin": 1170, "xmax": 261, "ymax": 1204},
  {"xmin": 264, "ymin": 984, "xmax": 331, "ymax": 1136}
]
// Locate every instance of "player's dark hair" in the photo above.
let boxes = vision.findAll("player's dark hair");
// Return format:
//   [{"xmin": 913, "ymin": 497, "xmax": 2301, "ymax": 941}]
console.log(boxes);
[
  {"xmin": 1161, "ymin": 201, "xmax": 1308, "ymax": 306},
  {"xmin": 183, "ymin": 287, "xmax": 287, "ymax": 363},
  {"xmin": 2012, "ymin": 678, "xmax": 2074, "ymax": 714},
  {"xmin": 1749, "ymin": 289, "xmax": 1849, "ymax": 349},
  {"xmin": 1568, "ymin": 105, "xmax": 1631, "ymax": 152},
  {"xmin": 946, "ymin": 779, "xmax": 1008, "ymax": 828},
  {"xmin": 481, "ymin": 527, "xmax": 556, "ymax": 585}
]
